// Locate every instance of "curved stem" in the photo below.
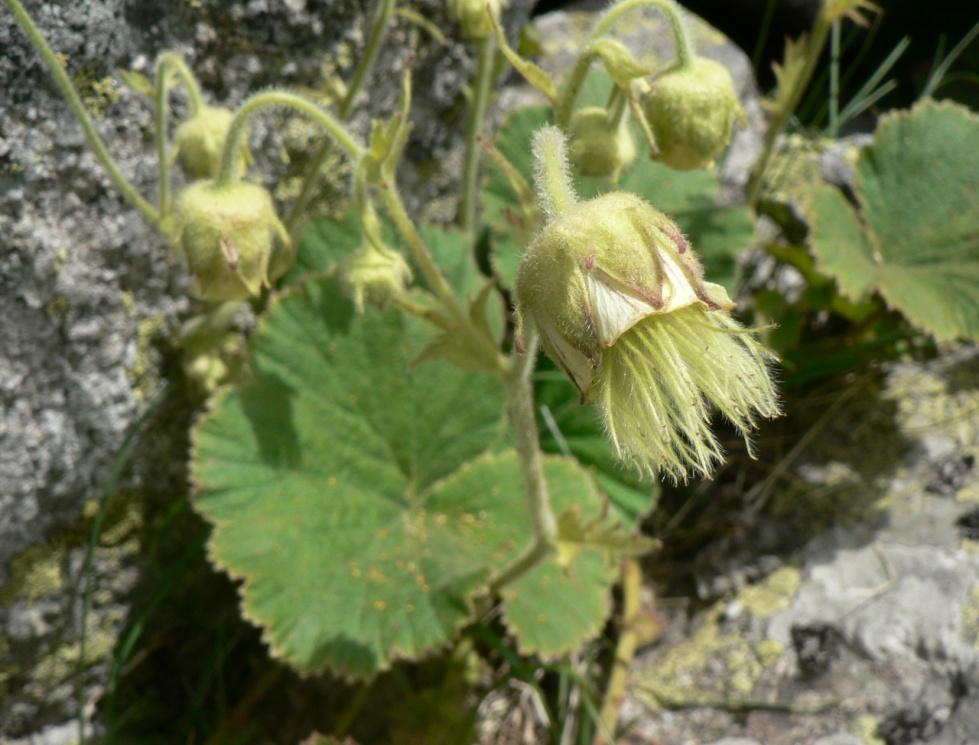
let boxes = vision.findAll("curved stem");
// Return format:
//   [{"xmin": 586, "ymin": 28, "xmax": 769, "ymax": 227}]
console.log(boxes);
[
  {"xmin": 556, "ymin": 50, "xmax": 598, "ymax": 128},
  {"xmin": 217, "ymin": 89, "xmax": 365, "ymax": 187},
  {"xmin": 606, "ymin": 86, "xmax": 628, "ymax": 128},
  {"xmin": 4, "ymin": 0, "xmax": 160, "ymax": 225},
  {"xmin": 592, "ymin": 0, "xmax": 693, "ymax": 68},
  {"xmin": 595, "ymin": 559, "xmax": 642, "ymax": 744},
  {"xmin": 284, "ymin": 0, "xmax": 395, "ymax": 236},
  {"xmin": 747, "ymin": 15, "xmax": 831, "ymax": 206},
  {"xmin": 377, "ymin": 179, "xmax": 506, "ymax": 372},
  {"xmin": 490, "ymin": 330, "xmax": 558, "ymax": 593},
  {"xmin": 155, "ymin": 51, "xmax": 205, "ymax": 114},
  {"xmin": 460, "ymin": 35, "xmax": 496, "ymax": 233},
  {"xmin": 152, "ymin": 53, "xmax": 205, "ymax": 216}
]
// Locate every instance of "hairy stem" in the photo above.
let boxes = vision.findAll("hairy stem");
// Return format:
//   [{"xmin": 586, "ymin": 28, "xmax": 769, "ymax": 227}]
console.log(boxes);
[
  {"xmin": 284, "ymin": 0, "xmax": 395, "ymax": 237},
  {"xmin": 490, "ymin": 330, "xmax": 558, "ymax": 592},
  {"xmin": 153, "ymin": 52, "xmax": 205, "ymax": 215},
  {"xmin": 748, "ymin": 13, "xmax": 831, "ymax": 205},
  {"xmin": 217, "ymin": 89, "xmax": 365, "ymax": 187},
  {"xmin": 4, "ymin": 0, "xmax": 160, "ymax": 225},
  {"xmin": 378, "ymin": 180, "xmax": 506, "ymax": 371},
  {"xmin": 593, "ymin": 0, "xmax": 692, "ymax": 67},
  {"xmin": 460, "ymin": 36, "xmax": 496, "ymax": 233},
  {"xmin": 595, "ymin": 559, "xmax": 642, "ymax": 744},
  {"xmin": 533, "ymin": 126, "xmax": 577, "ymax": 219}
]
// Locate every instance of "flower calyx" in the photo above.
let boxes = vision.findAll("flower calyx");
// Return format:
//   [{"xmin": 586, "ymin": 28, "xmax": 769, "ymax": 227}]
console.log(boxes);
[
  {"xmin": 641, "ymin": 57, "xmax": 744, "ymax": 171},
  {"xmin": 174, "ymin": 105, "xmax": 250, "ymax": 180},
  {"xmin": 448, "ymin": 0, "xmax": 504, "ymax": 40},
  {"xmin": 173, "ymin": 180, "xmax": 290, "ymax": 302}
]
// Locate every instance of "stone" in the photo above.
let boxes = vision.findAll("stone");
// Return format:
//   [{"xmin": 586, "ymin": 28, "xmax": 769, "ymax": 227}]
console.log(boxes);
[{"xmin": 1, "ymin": 0, "xmax": 534, "ymax": 739}]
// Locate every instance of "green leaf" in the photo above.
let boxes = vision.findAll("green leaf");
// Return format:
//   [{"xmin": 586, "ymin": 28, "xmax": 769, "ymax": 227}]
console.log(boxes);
[
  {"xmin": 808, "ymin": 100, "xmax": 979, "ymax": 341},
  {"xmin": 491, "ymin": 457, "xmax": 618, "ymax": 659},
  {"xmin": 281, "ymin": 211, "xmax": 362, "ymax": 288},
  {"xmin": 192, "ymin": 275, "xmax": 507, "ymax": 677},
  {"xmin": 484, "ymin": 106, "xmax": 755, "ymax": 292}
]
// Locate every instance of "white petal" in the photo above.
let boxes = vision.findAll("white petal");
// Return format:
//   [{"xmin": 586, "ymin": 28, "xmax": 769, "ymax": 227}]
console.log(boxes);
[
  {"xmin": 659, "ymin": 251, "xmax": 700, "ymax": 313},
  {"xmin": 537, "ymin": 315, "xmax": 594, "ymax": 395},
  {"xmin": 585, "ymin": 271, "xmax": 654, "ymax": 346}
]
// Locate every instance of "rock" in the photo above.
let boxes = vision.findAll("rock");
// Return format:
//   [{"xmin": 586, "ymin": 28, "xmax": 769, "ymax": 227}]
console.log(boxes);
[
  {"xmin": 0, "ymin": 0, "xmax": 533, "ymax": 739},
  {"xmin": 623, "ymin": 348, "xmax": 979, "ymax": 745}
]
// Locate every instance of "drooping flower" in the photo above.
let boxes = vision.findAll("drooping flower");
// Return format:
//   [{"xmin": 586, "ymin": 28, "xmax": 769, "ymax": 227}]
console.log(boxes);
[
  {"xmin": 567, "ymin": 105, "xmax": 636, "ymax": 181},
  {"xmin": 641, "ymin": 57, "xmax": 744, "ymax": 171},
  {"xmin": 516, "ymin": 127, "xmax": 779, "ymax": 482},
  {"xmin": 174, "ymin": 105, "xmax": 251, "ymax": 180}
]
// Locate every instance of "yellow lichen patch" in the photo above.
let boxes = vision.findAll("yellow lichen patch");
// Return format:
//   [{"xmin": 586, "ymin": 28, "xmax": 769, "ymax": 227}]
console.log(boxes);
[
  {"xmin": 128, "ymin": 315, "xmax": 166, "ymax": 401},
  {"xmin": 0, "ymin": 544, "xmax": 65, "ymax": 604},
  {"xmin": 962, "ymin": 587, "xmax": 979, "ymax": 649},
  {"xmin": 632, "ymin": 568, "xmax": 798, "ymax": 710},
  {"xmin": 739, "ymin": 566, "xmax": 801, "ymax": 616},
  {"xmin": 856, "ymin": 714, "xmax": 887, "ymax": 745}
]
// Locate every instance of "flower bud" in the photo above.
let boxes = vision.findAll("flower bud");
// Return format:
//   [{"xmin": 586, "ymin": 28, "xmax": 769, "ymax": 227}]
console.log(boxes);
[
  {"xmin": 341, "ymin": 241, "xmax": 412, "ymax": 313},
  {"xmin": 173, "ymin": 181, "xmax": 290, "ymax": 302},
  {"xmin": 567, "ymin": 106, "xmax": 636, "ymax": 181},
  {"xmin": 174, "ymin": 105, "xmax": 249, "ymax": 180},
  {"xmin": 448, "ymin": 0, "xmax": 503, "ymax": 40},
  {"xmin": 515, "ymin": 190, "xmax": 779, "ymax": 482},
  {"xmin": 642, "ymin": 57, "xmax": 744, "ymax": 171}
]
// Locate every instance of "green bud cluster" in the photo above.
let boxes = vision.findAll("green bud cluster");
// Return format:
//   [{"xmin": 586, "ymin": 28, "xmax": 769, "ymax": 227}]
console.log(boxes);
[
  {"xmin": 567, "ymin": 106, "xmax": 636, "ymax": 181},
  {"xmin": 342, "ymin": 241, "xmax": 413, "ymax": 313},
  {"xmin": 642, "ymin": 57, "xmax": 744, "ymax": 171},
  {"xmin": 173, "ymin": 181, "xmax": 291, "ymax": 302},
  {"xmin": 175, "ymin": 105, "xmax": 250, "ymax": 180}
]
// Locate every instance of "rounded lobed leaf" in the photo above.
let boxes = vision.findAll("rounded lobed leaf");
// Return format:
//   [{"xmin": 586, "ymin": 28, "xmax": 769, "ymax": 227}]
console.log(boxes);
[
  {"xmin": 192, "ymin": 276, "xmax": 507, "ymax": 677},
  {"xmin": 808, "ymin": 100, "xmax": 979, "ymax": 341}
]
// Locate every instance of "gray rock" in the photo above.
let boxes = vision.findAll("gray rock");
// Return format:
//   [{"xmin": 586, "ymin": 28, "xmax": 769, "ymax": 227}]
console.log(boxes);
[
  {"xmin": 0, "ymin": 0, "xmax": 533, "ymax": 738},
  {"xmin": 625, "ymin": 348, "xmax": 979, "ymax": 745}
]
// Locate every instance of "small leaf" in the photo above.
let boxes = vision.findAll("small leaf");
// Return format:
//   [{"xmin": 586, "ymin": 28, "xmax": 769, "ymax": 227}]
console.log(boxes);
[
  {"xmin": 807, "ymin": 100, "xmax": 979, "ymax": 341},
  {"xmin": 489, "ymin": 11, "xmax": 559, "ymax": 104},
  {"xmin": 554, "ymin": 506, "xmax": 657, "ymax": 569},
  {"xmin": 587, "ymin": 38, "xmax": 652, "ymax": 88}
]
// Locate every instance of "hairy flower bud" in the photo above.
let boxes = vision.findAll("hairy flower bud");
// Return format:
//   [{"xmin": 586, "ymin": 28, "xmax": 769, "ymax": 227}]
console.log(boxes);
[
  {"xmin": 341, "ymin": 241, "xmax": 413, "ymax": 313},
  {"xmin": 515, "ymin": 190, "xmax": 779, "ymax": 481},
  {"xmin": 567, "ymin": 106, "xmax": 636, "ymax": 181},
  {"xmin": 174, "ymin": 105, "xmax": 249, "ymax": 180},
  {"xmin": 448, "ymin": 0, "xmax": 503, "ymax": 39},
  {"xmin": 642, "ymin": 57, "xmax": 744, "ymax": 171},
  {"xmin": 173, "ymin": 181, "xmax": 290, "ymax": 302}
]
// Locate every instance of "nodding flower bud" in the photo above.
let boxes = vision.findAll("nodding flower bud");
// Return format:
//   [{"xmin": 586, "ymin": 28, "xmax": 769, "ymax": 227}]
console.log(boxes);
[
  {"xmin": 642, "ymin": 57, "xmax": 744, "ymax": 171},
  {"xmin": 567, "ymin": 106, "xmax": 636, "ymax": 182},
  {"xmin": 515, "ymin": 179, "xmax": 779, "ymax": 482},
  {"xmin": 448, "ymin": 0, "xmax": 503, "ymax": 39},
  {"xmin": 174, "ymin": 105, "xmax": 249, "ymax": 180},
  {"xmin": 341, "ymin": 241, "xmax": 413, "ymax": 313},
  {"xmin": 173, "ymin": 181, "xmax": 290, "ymax": 302}
]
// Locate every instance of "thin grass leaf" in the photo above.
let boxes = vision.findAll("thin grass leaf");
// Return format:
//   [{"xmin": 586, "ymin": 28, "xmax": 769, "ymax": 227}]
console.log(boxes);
[
  {"xmin": 921, "ymin": 20, "xmax": 979, "ymax": 99},
  {"xmin": 837, "ymin": 36, "xmax": 909, "ymax": 126}
]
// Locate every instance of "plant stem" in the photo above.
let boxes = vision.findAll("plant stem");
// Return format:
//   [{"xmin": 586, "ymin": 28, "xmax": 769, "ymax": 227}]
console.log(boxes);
[
  {"xmin": 828, "ymin": 20, "xmax": 840, "ymax": 136},
  {"xmin": 217, "ymin": 89, "xmax": 365, "ymax": 187},
  {"xmin": 595, "ymin": 559, "xmax": 642, "ymax": 744},
  {"xmin": 490, "ymin": 330, "xmax": 558, "ymax": 593},
  {"xmin": 593, "ymin": 0, "xmax": 692, "ymax": 67},
  {"xmin": 748, "ymin": 12, "xmax": 832, "ymax": 206},
  {"xmin": 4, "ymin": 0, "xmax": 160, "ymax": 225},
  {"xmin": 460, "ymin": 36, "xmax": 496, "ymax": 233},
  {"xmin": 533, "ymin": 126, "xmax": 577, "ymax": 219},
  {"xmin": 377, "ymin": 179, "xmax": 506, "ymax": 371},
  {"xmin": 153, "ymin": 53, "xmax": 206, "ymax": 214},
  {"xmin": 284, "ymin": 0, "xmax": 395, "ymax": 237},
  {"xmin": 557, "ymin": 0, "xmax": 692, "ymax": 127},
  {"xmin": 155, "ymin": 51, "xmax": 205, "ymax": 114}
]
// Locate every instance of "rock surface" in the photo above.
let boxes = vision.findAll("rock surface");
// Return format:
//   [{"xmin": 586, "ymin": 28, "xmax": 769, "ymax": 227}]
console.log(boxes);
[
  {"xmin": 621, "ymin": 348, "xmax": 979, "ymax": 745},
  {"xmin": 0, "ymin": 0, "xmax": 533, "ymax": 739}
]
